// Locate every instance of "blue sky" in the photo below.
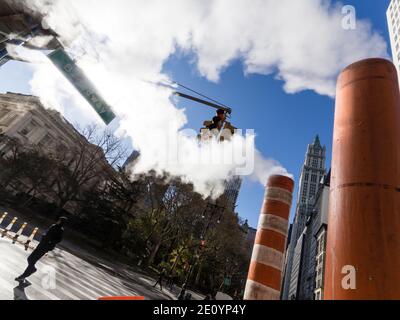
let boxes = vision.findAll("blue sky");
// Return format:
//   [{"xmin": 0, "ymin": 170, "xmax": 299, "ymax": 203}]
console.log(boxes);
[
  {"xmin": 163, "ymin": 0, "xmax": 392, "ymax": 227},
  {"xmin": 0, "ymin": 0, "xmax": 392, "ymax": 228}
]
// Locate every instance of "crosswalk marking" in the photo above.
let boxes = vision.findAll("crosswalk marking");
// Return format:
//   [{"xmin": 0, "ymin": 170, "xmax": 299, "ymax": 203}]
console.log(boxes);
[
  {"xmin": 0, "ymin": 213, "xmax": 178, "ymax": 301},
  {"xmin": 43, "ymin": 258, "xmax": 119, "ymax": 296},
  {"xmin": 51, "ymin": 253, "xmax": 136, "ymax": 296},
  {"xmin": 0, "ymin": 238, "xmax": 140, "ymax": 300},
  {"xmin": 0, "ymin": 257, "xmax": 61, "ymax": 300},
  {"xmin": 42, "ymin": 259, "xmax": 129, "ymax": 299},
  {"xmin": 1, "ymin": 251, "xmax": 101, "ymax": 300},
  {"xmin": 36, "ymin": 256, "xmax": 133, "ymax": 299},
  {"xmin": 57, "ymin": 257, "xmax": 136, "ymax": 295},
  {"xmin": 61, "ymin": 265, "xmax": 135, "ymax": 297}
]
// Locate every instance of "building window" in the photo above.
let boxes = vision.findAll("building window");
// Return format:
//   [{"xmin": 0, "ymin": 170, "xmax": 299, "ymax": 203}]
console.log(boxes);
[
  {"xmin": 2, "ymin": 114, "xmax": 18, "ymax": 126},
  {"xmin": 20, "ymin": 121, "xmax": 37, "ymax": 136},
  {"xmin": 0, "ymin": 108, "xmax": 10, "ymax": 120},
  {"xmin": 38, "ymin": 133, "xmax": 55, "ymax": 149},
  {"xmin": 317, "ymin": 233, "xmax": 326, "ymax": 253},
  {"xmin": 312, "ymin": 158, "xmax": 318, "ymax": 167}
]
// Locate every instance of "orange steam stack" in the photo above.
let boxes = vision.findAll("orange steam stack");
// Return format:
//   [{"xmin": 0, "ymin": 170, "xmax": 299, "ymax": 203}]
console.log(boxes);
[
  {"xmin": 324, "ymin": 58, "xmax": 400, "ymax": 300},
  {"xmin": 244, "ymin": 175, "xmax": 294, "ymax": 300}
]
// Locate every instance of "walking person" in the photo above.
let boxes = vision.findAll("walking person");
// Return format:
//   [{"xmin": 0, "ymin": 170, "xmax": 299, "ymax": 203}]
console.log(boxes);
[
  {"xmin": 153, "ymin": 268, "xmax": 166, "ymax": 291},
  {"xmin": 177, "ymin": 284, "xmax": 186, "ymax": 300},
  {"xmin": 15, "ymin": 217, "xmax": 67, "ymax": 282},
  {"xmin": 168, "ymin": 271, "xmax": 177, "ymax": 291}
]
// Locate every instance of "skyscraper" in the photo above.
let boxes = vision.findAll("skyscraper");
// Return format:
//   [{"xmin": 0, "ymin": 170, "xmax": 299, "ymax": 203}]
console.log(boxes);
[
  {"xmin": 312, "ymin": 172, "xmax": 330, "ymax": 300},
  {"xmin": 282, "ymin": 136, "xmax": 326, "ymax": 300},
  {"xmin": 387, "ymin": 0, "xmax": 400, "ymax": 81},
  {"xmin": 295, "ymin": 171, "xmax": 330, "ymax": 300},
  {"xmin": 222, "ymin": 176, "xmax": 242, "ymax": 212}
]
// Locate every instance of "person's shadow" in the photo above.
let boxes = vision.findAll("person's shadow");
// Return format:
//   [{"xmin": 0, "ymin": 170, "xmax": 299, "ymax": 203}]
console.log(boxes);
[{"xmin": 13, "ymin": 281, "xmax": 31, "ymax": 300}]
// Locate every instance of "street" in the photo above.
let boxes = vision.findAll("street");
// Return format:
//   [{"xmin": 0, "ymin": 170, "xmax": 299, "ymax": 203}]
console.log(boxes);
[
  {"xmin": 0, "ymin": 206, "xmax": 205, "ymax": 301},
  {"xmin": 0, "ymin": 231, "xmax": 177, "ymax": 300}
]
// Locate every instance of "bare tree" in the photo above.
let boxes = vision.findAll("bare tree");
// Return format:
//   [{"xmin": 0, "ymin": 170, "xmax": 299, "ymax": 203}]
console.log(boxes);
[{"xmin": 44, "ymin": 124, "xmax": 128, "ymax": 213}]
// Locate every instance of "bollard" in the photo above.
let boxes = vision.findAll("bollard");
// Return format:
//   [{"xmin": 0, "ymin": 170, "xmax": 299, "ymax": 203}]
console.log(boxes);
[
  {"xmin": 0, "ymin": 212, "xmax": 8, "ymax": 225},
  {"xmin": 12, "ymin": 222, "xmax": 27, "ymax": 244},
  {"xmin": 1, "ymin": 217, "xmax": 17, "ymax": 238},
  {"xmin": 24, "ymin": 227, "xmax": 38, "ymax": 251},
  {"xmin": 244, "ymin": 175, "xmax": 294, "ymax": 300}
]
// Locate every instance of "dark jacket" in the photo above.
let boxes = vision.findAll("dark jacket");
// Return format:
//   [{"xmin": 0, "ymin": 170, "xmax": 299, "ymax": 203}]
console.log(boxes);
[{"xmin": 40, "ymin": 224, "xmax": 64, "ymax": 250}]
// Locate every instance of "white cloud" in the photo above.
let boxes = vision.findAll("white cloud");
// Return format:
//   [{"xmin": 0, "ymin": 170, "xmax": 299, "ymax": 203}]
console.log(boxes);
[
  {"xmin": 6, "ymin": 43, "xmax": 47, "ymax": 64},
  {"xmin": 8, "ymin": 0, "xmax": 387, "ymax": 196}
]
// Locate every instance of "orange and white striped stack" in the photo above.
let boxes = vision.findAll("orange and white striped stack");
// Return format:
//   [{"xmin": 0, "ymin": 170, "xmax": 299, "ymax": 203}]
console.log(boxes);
[{"xmin": 244, "ymin": 175, "xmax": 294, "ymax": 300}]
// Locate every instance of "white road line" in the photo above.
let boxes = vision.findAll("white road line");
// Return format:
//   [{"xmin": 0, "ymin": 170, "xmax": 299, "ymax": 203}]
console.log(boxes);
[
  {"xmin": 42, "ymin": 260, "xmax": 126, "ymax": 298},
  {"xmin": 0, "ymin": 240, "xmax": 141, "ymax": 300},
  {"xmin": 0, "ymin": 247, "xmax": 85, "ymax": 300},
  {"xmin": 57, "ymin": 258, "xmax": 135, "ymax": 295},
  {"xmin": 0, "ymin": 259, "xmax": 61, "ymax": 300},
  {"xmin": 1, "ymin": 242, "xmax": 127, "ymax": 296},
  {"xmin": 54, "ymin": 259, "xmax": 135, "ymax": 296},
  {"xmin": 40, "ymin": 252, "xmax": 137, "ymax": 297}
]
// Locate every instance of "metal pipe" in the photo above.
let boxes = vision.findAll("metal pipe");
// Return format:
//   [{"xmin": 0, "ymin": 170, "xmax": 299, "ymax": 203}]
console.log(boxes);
[{"xmin": 324, "ymin": 58, "xmax": 400, "ymax": 300}]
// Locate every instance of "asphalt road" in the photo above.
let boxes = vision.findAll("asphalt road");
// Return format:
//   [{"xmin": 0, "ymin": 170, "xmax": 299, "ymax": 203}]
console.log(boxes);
[
  {"xmin": 0, "ymin": 221, "xmax": 179, "ymax": 300},
  {"xmin": 0, "ymin": 237, "xmax": 184, "ymax": 300},
  {"xmin": 0, "ymin": 206, "xmax": 205, "ymax": 301}
]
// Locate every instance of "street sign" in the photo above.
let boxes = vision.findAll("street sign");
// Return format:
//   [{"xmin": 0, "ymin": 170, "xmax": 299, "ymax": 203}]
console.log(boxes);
[
  {"xmin": 48, "ymin": 48, "xmax": 116, "ymax": 125},
  {"xmin": 224, "ymin": 277, "xmax": 231, "ymax": 286}
]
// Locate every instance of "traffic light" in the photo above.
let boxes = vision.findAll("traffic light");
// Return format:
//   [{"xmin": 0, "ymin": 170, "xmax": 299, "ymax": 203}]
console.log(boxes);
[{"xmin": 198, "ymin": 119, "xmax": 237, "ymax": 142}]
